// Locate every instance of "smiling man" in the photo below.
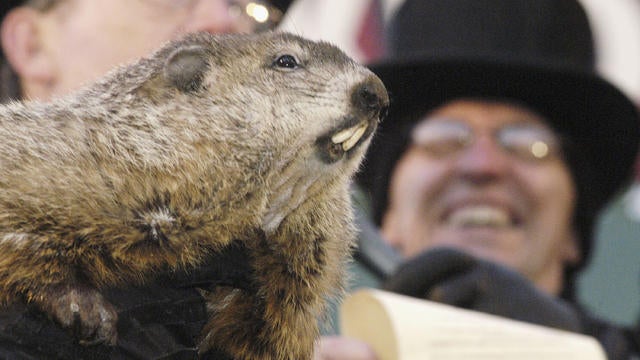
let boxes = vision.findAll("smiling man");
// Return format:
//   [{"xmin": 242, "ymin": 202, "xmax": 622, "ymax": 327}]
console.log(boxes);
[
  {"xmin": 314, "ymin": 0, "xmax": 640, "ymax": 359},
  {"xmin": 381, "ymin": 99, "xmax": 579, "ymax": 295},
  {"xmin": 357, "ymin": 0, "xmax": 640, "ymax": 300}
]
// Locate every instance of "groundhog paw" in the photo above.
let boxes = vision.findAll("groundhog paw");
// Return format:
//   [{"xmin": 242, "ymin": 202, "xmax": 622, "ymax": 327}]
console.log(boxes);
[{"xmin": 36, "ymin": 284, "xmax": 118, "ymax": 346}]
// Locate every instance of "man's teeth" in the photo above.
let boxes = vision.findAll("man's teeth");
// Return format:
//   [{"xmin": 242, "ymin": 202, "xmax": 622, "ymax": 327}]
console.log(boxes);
[
  {"xmin": 447, "ymin": 206, "xmax": 511, "ymax": 227},
  {"xmin": 331, "ymin": 122, "xmax": 368, "ymax": 151}
]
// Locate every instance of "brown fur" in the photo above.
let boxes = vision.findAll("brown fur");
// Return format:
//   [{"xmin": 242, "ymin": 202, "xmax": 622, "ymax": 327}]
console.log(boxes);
[{"xmin": 0, "ymin": 31, "xmax": 388, "ymax": 359}]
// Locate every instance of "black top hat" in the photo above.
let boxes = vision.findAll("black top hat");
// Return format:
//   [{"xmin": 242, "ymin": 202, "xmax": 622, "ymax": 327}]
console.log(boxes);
[{"xmin": 358, "ymin": 0, "xmax": 640, "ymax": 272}]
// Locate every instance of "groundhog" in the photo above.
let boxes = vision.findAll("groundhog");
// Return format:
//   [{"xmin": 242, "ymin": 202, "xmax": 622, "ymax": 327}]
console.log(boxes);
[{"xmin": 0, "ymin": 31, "xmax": 388, "ymax": 359}]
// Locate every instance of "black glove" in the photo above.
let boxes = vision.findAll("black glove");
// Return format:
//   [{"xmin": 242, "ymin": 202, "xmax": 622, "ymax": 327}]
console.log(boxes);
[
  {"xmin": 383, "ymin": 247, "xmax": 583, "ymax": 332},
  {"xmin": 0, "ymin": 241, "xmax": 252, "ymax": 359},
  {"xmin": 0, "ymin": 282, "xmax": 207, "ymax": 360}
]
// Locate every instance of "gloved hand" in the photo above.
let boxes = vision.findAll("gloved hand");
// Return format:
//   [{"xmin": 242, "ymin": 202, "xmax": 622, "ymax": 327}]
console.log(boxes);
[
  {"xmin": 382, "ymin": 247, "xmax": 583, "ymax": 332},
  {"xmin": 0, "ymin": 242, "xmax": 252, "ymax": 360}
]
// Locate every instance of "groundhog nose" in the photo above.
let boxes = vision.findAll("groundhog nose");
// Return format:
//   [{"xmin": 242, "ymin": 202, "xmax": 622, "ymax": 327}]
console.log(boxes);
[{"xmin": 352, "ymin": 76, "xmax": 389, "ymax": 117}]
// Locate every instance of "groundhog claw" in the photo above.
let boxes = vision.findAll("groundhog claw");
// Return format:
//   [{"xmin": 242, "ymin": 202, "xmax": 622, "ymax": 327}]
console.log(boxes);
[{"xmin": 36, "ymin": 284, "xmax": 118, "ymax": 346}]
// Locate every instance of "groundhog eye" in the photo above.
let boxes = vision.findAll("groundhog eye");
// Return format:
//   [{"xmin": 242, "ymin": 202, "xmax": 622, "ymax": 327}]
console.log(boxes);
[{"xmin": 274, "ymin": 54, "xmax": 299, "ymax": 69}]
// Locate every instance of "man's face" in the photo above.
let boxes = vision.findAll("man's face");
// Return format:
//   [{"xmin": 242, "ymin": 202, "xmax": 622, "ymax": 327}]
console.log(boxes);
[
  {"xmin": 36, "ymin": 0, "xmax": 266, "ymax": 98},
  {"xmin": 380, "ymin": 99, "xmax": 579, "ymax": 295}
]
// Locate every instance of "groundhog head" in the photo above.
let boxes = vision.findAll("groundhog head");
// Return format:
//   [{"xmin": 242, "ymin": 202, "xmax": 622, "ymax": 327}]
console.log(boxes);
[{"xmin": 85, "ymin": 31, "xmax": 389, "ymax": 236}]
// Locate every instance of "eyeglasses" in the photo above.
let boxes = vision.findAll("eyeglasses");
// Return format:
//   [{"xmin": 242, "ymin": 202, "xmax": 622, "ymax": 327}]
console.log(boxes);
[
  {"xmin": 228, "ymin": 0, "xmax": 285, "ymax": 32},
  {"xmin": 25, "ymin": 0, "xmax": 285, "ymax": 33},
  {"xmin": 142, "ymin": 0, "xmax": 285, "ymax": 32},
  {"xmin": 410, "ymin": 118, "xmax": 562, "ymax": 162}
]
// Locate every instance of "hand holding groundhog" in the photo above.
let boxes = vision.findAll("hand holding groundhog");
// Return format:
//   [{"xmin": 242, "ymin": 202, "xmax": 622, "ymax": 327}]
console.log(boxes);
[{"xmin": 0, "ymin": 31, "xmax": 388, "ymax": 359}]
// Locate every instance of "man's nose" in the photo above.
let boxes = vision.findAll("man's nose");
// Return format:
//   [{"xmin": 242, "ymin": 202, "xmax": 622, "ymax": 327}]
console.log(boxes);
[{"xmin": 453, "ymin": 135, "xmax": 511, "ymax": 181}]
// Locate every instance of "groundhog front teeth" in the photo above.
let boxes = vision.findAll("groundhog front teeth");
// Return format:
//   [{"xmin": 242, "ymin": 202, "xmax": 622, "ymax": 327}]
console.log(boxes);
[
  {"xmin": 332, "ymin": 121, "xmax": 368, "ymax": 152},
  {"xmin": 331, "ymin": 125, "xmax": 358, "ymax": 144}
]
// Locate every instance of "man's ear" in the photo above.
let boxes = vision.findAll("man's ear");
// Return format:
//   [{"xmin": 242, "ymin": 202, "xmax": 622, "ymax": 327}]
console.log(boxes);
[{"xmin": 1, "ymin": 7, "xmax": 55, "ymax": 89}]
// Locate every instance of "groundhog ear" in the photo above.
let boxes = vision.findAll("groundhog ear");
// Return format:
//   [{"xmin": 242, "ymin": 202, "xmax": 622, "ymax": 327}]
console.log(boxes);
[{"xmin": 164, "ymin": 45, "xmax": 210, "ymax": 92}]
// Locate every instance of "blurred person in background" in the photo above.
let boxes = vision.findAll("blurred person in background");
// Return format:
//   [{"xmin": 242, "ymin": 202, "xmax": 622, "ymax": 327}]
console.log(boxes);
[
  {"xmin": 0, "ymin": 0, "xmax": 289, "ymax": 101},
  {"xmin": 0, "ymin": 1, "xmax": 289, "ymax": 358}
]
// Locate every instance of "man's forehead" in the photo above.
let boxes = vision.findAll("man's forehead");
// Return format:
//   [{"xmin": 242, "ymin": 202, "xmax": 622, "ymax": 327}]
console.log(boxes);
[{"xmin": 423, "ymin": 98, "xmax": 551, "ymax": 130}]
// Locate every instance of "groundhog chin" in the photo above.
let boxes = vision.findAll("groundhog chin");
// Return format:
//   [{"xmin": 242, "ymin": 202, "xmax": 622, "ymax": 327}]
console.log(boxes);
[{"xmin": 315, "ymin": 115, "xmax": 378, "ymax": 164}]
